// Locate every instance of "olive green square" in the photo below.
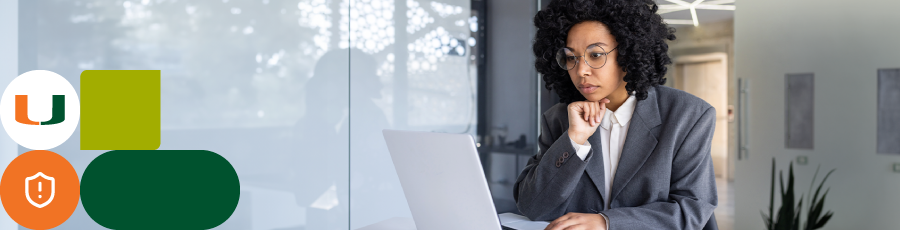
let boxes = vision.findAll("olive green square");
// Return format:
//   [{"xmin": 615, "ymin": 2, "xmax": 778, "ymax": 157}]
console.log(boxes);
[{"xmin": 80, "ymin": 70, "xmax": 160, "ymax": 150}]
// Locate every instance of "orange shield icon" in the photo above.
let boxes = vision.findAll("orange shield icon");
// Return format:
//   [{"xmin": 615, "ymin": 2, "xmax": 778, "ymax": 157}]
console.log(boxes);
[{"xmin": 25, "ymin": 172, "xmax": 55, "ymax": 208}]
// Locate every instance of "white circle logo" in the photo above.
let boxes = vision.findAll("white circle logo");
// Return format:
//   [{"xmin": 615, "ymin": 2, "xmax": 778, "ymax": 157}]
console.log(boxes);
[{"xmin": 0, "ymin": 70, "xmax": 80, "ymax": 150}]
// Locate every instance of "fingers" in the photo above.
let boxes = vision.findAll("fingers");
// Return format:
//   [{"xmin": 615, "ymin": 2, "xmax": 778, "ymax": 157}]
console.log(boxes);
[
  {"xmin": 546, "ymin": 213, "xmax": 579, "ymax": 230},
  {"xmin": 545, "ymin": 213, "xmax": 573, "ymax": 230},
  {"xmin": 570, "ymin": 99, "xmax": 612, "ymax": 128},
  {"xmin": 569, "ymin": 102, "xmax": 589, "ymax": 125},
  {"xmin": 581, "ymin": 102, "xmax": 589, "ymax": 124},
  {"xmin": 599, "ymin": 99, "xmax": 607, "ymax": 117},
  {"xmin": 587, "ymin": 102, "xmax": 595, "ymax": 127},
  {"xmin": 597, "ymin": 98, "xmax": 610, "ymax": 124}
]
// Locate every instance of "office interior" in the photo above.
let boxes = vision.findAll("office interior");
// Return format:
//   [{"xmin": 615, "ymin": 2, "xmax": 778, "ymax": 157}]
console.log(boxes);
[{"xmin": 0, "ymin": 0, "xmax": 897, "ymax": 229}]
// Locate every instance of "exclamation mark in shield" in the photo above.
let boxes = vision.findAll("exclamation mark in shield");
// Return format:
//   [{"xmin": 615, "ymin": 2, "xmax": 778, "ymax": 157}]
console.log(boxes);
[{"xmin": 38, "ymin": 182, "xmax": 42, "ymax": 199}]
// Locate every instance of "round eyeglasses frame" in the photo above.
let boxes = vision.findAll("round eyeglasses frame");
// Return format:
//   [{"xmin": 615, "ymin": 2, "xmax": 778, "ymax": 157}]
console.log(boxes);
[{"xmin": 556, "ymin": 45, "xmax": 618, "ymax": 70}]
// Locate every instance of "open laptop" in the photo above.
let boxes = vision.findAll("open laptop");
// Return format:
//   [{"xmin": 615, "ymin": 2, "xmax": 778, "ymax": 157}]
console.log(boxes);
[{"xmin": 382, "ymin": 129, "xmax": 548, "ymax": 230}]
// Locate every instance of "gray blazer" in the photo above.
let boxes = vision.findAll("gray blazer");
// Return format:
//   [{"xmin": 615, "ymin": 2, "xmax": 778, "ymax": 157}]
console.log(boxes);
[{"xmin": 513, "ymin": 86, "xmax": 718, "ymax": 229}]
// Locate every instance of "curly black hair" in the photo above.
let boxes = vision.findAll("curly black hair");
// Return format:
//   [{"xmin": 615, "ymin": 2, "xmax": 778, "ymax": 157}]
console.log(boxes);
[{"xmin": 534, "ymin": 0, "xmax": 676, "ymax": 103}]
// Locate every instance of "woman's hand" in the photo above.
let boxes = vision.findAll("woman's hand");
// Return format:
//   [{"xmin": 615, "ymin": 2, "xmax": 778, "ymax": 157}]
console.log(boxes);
[
  {"xmin": 567, "ymin": 99, "xmax": 609, "ymax": 145},
  {"xmin": 544, "ymin": 212, "xmax": 608, "ymax": 230}
]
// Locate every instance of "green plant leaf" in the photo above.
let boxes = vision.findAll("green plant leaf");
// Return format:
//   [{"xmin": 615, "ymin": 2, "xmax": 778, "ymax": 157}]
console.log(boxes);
[
  {"xmin": 775, "ymin": 205, "xmax": 790, "ymax": 230},
  {"xmin": 793, "ymin": 196, "xmax": 803, "ymax": 230},
  {"xmin": 812, "ymin": 188, "xmax": 829, "ymax": 223},
  {"xmin": 775, "ymin": 170, "xmax": 788, "ymax": 229},
  {"xmin": 786, "ymin": 163, "xmax": 797, "ymax": 228},
  {"xmin": 761, "ymin": 211, "xmax": 773, "ymax": 230},
  {"xmin": 769, "ymin": 158, "xmax": 776, "ymax": 230},
  {"xmin": 803, "ymin": 165, "xmax": 821, "ymax": 230},
  {"xmin": 775, "ymin": 162, "xmax": 799, "ymax": 230},
  {"xmin": 811, "ymin": 169, "xmax": 835, "ymax": 210},
  {"xmin": 779, "ymin": 170, "xmax": 786, "ymax": 199},
  {"xmin": 813, "ymin": 211, "xmax": 833, "ymax": 229},
  {"xmin": 763, "ymin": 159, "xmax": 835, "ymax": 230},
  {"xmin": 806, "ymin": 169, "xmax": 834, "ymax": 230}
]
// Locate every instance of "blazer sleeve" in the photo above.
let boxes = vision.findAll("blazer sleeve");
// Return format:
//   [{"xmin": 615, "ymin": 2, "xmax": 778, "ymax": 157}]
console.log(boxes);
[
  {"xmin": 513, "ymin": 112, "xmax": 594, "ymax": 221},
  {"xmin": 600, "ymin": 107, "xmax": 718, "ymax": 230}
]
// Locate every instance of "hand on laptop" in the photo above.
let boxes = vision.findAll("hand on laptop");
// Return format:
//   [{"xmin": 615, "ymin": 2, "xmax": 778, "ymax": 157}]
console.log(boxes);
[
  {"xmin": 567, "ymin": 98, "xmax": 610, "ymax": 145},
  {"xmin": 544, "ymin": 212, "xmax": 607, "ymax": 230}
]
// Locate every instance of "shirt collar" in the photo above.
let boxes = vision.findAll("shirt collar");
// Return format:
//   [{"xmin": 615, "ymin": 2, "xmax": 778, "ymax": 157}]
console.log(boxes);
[{"xmin": 600, "ymin": 94, "xmax": 637, "ymax": 130}]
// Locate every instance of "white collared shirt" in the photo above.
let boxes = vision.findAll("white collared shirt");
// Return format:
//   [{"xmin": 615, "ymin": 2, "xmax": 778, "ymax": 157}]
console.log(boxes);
[{"xmin": 569, "ymin": 95, "xmax": 637, "ymax": 209}]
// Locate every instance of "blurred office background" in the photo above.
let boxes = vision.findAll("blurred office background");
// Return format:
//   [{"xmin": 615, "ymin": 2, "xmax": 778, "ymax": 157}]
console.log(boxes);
[
  {"xmin": 7, "ymin": 0, "xmax": 482, "ymax": 229},
  {"xmin": 0, "ymin": 0, "xmax": 900, "ymax": 229}
]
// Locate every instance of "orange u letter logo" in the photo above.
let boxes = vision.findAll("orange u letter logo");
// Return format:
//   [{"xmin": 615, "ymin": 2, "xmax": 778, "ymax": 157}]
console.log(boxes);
[{"xmin": 15, "ymin": 95, "xmax": 65, "ymax": 125}]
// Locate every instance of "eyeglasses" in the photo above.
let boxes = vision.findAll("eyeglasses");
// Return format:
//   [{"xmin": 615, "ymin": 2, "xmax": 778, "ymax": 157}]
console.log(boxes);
[{"xmin": 555, "ymin": 44, "xmax": 618, "ymax": 70}]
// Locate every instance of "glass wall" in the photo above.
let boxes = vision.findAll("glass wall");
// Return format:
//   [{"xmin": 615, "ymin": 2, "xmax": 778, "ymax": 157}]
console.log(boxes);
[
  {"xmin": 18, "ymin": 0, "xmax": 478, "ymax": 229},
  {"xmin": 347, "ymin": 0, "xmax": 476, "ymax": 228},
  {"xmin": 339, "ymin": 0, "xmax": 477, "ymax": 229},
  {"xmin": 0, "ymin": 1, "xmax": 18, "ymax": 229}
]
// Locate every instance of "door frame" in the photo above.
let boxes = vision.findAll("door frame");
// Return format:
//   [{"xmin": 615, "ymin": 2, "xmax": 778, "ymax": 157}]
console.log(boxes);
[{"xmin": 672, "ymin": 52, "xmax": 730, "ymax": 180}]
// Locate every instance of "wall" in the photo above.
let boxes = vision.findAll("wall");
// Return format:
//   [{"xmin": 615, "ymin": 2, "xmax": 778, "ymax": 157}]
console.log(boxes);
[{"xmin": 734, "ymin": 0, "xmax": 900, "ymax": 229}]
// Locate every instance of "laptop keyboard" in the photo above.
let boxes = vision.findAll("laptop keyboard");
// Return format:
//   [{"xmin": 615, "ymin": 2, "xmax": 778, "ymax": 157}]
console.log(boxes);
[{"xmin": 501, "ymin": 226, "xmax": 518, "ymax": 230}]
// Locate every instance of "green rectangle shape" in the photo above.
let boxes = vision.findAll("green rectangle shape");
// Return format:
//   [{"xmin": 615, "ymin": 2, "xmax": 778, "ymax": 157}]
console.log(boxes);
[{"xmin": 80, "ymin": 70, "xmax": 160, "ymax": 150}]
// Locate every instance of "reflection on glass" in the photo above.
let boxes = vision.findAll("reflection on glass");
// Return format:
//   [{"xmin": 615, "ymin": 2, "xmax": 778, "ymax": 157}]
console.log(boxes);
[
  {"xmin": 26, "ymin": 0, "xmax": 478, "ymax": 229},
  {"xmin": 30, "ymin": 0, "xmax": 349, "ymax": 229},
  {"xmin": 349, "ymin": 0, "xmax": 475, "ymax": 228}
]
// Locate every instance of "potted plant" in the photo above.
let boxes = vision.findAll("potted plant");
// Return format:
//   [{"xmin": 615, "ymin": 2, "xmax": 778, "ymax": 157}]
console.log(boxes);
[{"xmin": 761, "ymin": 158, "xmax": 835, "ymax": 230}]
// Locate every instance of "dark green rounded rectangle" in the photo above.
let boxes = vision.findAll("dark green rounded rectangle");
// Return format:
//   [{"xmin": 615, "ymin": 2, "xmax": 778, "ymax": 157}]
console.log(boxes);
[{"xmin": 81, "ymin": 150, "xmax": 240, "ymax": 230}]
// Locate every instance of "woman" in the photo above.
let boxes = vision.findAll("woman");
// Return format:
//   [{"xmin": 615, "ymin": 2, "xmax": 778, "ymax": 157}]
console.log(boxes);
[{"xmin": 513, "ymin": 0, "xmax": 718, "ymax": 229}]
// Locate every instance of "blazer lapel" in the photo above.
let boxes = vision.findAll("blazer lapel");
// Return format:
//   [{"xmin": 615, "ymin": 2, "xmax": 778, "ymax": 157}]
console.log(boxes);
[
  {"xmin": 583, "ymin": 126, "xmax": 606, "ymax": 206},
  {"xmin": 609, "ymin": 87, "xmax": 662, "ymax": 204}
]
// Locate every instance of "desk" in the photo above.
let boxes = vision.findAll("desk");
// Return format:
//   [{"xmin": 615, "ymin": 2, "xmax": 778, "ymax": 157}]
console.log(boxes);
[
  {"xmin": 355, "ymin": 213, "xmax": 548, "ymax": 230},
  {"xmin": 356, "ymin": 217, "xmax": 416, "ymax": 230}
]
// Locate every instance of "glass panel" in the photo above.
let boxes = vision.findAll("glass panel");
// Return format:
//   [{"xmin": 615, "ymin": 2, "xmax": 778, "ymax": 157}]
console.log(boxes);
[
  {"xmin": 23, "ymin": 0, "xmax": 349, "ymax": 229},
  {"xmin": 348, "ymin": 0, "xmax": 476, "ymax": 228},
  {"xmin": 0, "ymin": 1, "xmax": 18, "ymax": 229},
  {"xmin": 483, "ymin": 0, "xmax": 536, "ymax": 215}
]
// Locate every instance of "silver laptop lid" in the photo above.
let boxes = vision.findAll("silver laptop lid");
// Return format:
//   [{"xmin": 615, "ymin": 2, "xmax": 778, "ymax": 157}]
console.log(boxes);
[{"xmin": 382, "ymin": 129, "xmax": 502, "ymax": 230}]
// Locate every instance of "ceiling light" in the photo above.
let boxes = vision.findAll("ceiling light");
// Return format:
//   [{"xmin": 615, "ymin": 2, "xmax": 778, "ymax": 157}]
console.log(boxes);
[{"xmin": 660, "ymin": 0, "xmax": 735, "ymax": 27}]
